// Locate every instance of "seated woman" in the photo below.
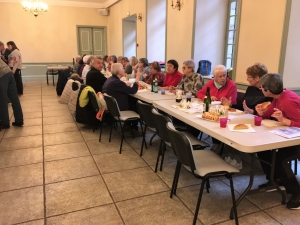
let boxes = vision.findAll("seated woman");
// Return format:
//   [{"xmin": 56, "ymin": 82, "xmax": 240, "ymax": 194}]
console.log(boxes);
[
  {"xmin": 196, "ymin": 65, "xmax": 237, "ymax": 106},
  {"xmin": 255, "ymin": 73, "xmax": 300, "ymax": 209},
  {"xmin": 135, "ymin": 58, "xmax": 150, "ymax": 82},
  {"xmin": 125, "ymin": 56, "xmax": 138, "ymax": 78},
  {"xmin": 121, "ymin": 57, "xmax": 130, "ymax": 69},
  {"xmin": 173, "ymin": 59, "xmax": 204, "ymax": 95},
  {"xmin": 232, "ymin": 63, "xmax": 272, "ymax": 113},
  {"xmin": 159, "ymin": 59, "xmax": 182, "ymax": 90},
  {"xmin": 144, "ymin": 61, "xmax": 165, "ymax": 86}
]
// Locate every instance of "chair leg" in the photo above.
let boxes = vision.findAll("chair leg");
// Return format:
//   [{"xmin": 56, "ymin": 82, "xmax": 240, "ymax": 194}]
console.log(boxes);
[
  {"xmin": 192, "ymin": 177, "xmax": 207, "ymax": 225},
  {"xmin": 99, "ymin": 121, "xmax": 103, "ymax": 142},
  {"xmin": 119, "ymin": 122, "xmax": 125, "ymax": 154},
  {"xmin": 160, "ymin": 142, "xmax": 166, "ymax": 171},
  {"xmin": 219, "ymin": 143, "xmax": 225, "ymax": 156},
  {"xmin": 294, "ymin": 159, "xmax": 298, "ymax": 175},
  {"xmin": 149, "ymin": 133, "xmax": 157, "ymax": 145},
  {"xmin": 140, "ymin": 124, "xmax": 147, "ymax": 156},
  {"xmin": 228, "ymin": 175, "xmax": 239, "ymax": 225},
  {"xmin": 109, "ymin": 120, "xmax": 114, "ymax": 142},
  {"xmin": 170, "ymin": 161, "xmax": 181, "ymax": 198},
  {"xmin": 199, "ymin": 131, "xmax": 203, "ymax": 140},
  {"xmin": 46, "ymin": 71, "xmax": 49, "ymax": 85},
  {"xmin": 173, "ymin": 163, "xmax": 181, "ymax": 196},
  {"xmin": 155, "ymin": 140, "xmax": 163, "ymax": 173},
  {"xmin": 206, "ymin": 179, "xmax": 210, "ymax": 193}
]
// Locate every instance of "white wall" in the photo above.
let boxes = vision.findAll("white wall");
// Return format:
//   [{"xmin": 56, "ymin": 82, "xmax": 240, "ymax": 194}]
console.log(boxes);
[
  {"xmin": 193, "ymin": 0, "xmax": 227, "ymax": 70},
  {"xmin": 146, "ymin": 0, "xmax": 166, "ymax": 62},
  {"xmin": 0, "ymin": 2, "xmax": 108, "ymax": 62},
  {"xmin": 123, "ymin": 20, "xmax": 136, "ymax": 58},
  {"xmin": 282, "ymin": 0, "xmax": 300, "ymax": 89}
]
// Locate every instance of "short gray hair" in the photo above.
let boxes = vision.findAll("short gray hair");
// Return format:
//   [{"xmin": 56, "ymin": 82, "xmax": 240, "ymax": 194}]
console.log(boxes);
[
  {"xmin": 111, "ymin": 63, "xmax": 123, "ymax": 76},
  {"xmin": 260, "ymin": 73, "xmax": 283, "ymax": 95},
  {"xmin": 183, "ymin": 59, "xmax": 195, "ymax": 72},
  {"xmin": 212, "ymin": 65, "xmax": 227, "ymax": 76},
  {"xmin": 129, "ymin": 56, "xmax": 138, "ymax": 66},
  {"xmin": 87, "ymin": 56, "xmax": 95, "ymax": 65}
]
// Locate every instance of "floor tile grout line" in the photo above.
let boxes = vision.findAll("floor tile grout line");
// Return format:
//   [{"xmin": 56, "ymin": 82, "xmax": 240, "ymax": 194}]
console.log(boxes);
[
  {"xmin": 41, "ymin": 82, "xmax": 47, "ymax": 225},
  {"xmin": 73, "ymin": 119, "xmax": 127, "ymax": 225}
]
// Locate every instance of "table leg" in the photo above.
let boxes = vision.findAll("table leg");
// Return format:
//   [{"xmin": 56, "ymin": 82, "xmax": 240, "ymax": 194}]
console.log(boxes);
[
  {"xmin": 46, "ymin": 71, "xmax": 49, "ymax": 85},
  {"xmin": 52, "ymin": 69, "xmax": 55, "ymax": 86},
  {"xmin": 229, "ymin": 150, "xmax": 286, "ymax": 220}
]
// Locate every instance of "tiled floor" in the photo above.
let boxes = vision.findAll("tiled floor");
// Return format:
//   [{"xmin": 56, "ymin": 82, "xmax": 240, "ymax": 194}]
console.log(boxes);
[{"xmin": 0, "ymin": 81, "xmax": 299, "ymax": 225}]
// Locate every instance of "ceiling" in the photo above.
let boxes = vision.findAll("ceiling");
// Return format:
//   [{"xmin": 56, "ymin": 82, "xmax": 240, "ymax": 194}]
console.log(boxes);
[{"xmin": 0, "ymin": 0, "xmax": 120, "ymax": 8}]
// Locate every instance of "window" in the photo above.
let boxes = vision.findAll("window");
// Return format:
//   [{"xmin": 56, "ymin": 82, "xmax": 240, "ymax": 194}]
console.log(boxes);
[{"xmin": 225, "ymin": 0, "xmax": 239, "ymax": 69}]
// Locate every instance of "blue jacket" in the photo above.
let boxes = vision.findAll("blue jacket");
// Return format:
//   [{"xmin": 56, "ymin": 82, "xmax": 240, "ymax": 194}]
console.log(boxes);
[{"xmin": 102, "ymin": 75, "xmax": 138, "ymax": 111}]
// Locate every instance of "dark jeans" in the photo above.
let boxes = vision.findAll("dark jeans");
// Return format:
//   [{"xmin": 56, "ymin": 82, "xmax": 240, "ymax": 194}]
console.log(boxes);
[
  {"xmin": 0, "ymin": 72, "xmax": 23, "ymax": 125},
  {"xmin": 257, "ymin": 146, "xmax": 300, "ymax": 196},
  {"xmin": 14, "ymin": 69, "xmax": 23, "ymax": 95}
]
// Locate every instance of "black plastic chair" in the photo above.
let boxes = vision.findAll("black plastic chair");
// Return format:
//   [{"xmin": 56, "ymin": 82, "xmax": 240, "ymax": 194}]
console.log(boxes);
[
  {"xmin": 151, "ymin": 109, "xmax": 209, "ymax": 172},
  {"xmin": 103, "ymin": 94, "xmax": 140, "ymax": 154},
  {"xmin": 166, "ymin": 122, "xmax": 240, "ymax": 225},
  {"xmin": 136, "ymin": 100, "xmax": 157, "ymax": 156}
]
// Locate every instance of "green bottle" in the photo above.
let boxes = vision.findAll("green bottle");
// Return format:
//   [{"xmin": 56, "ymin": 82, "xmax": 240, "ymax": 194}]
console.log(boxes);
[
  {"xmin": 151, "ymin": 75, "xmax": 155, "ymax": 92},
  {"xmin": 153, "ymin": 79, "xmax": 158, "ymax": 93},
  {"xmin": 204, "ymin": 87, "xmax": 211, "ymax": 112}
]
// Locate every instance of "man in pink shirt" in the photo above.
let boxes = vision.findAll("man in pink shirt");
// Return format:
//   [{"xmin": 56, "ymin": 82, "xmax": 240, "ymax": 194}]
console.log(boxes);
[
  {"xmin": 196, "ymin": 65, "xmax": 237, "ymax": 106},
  {"xmin": 255, "ymin": 73, "xmax": 300, "ymax": 210},
  {"xmin": 159, "ymin": 59, "xmax": 182, "ymax": 90}
]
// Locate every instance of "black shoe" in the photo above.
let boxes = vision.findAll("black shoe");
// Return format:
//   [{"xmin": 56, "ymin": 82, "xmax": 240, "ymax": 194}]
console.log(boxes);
[
  {"xmin": 287, "ymin": 195, "xmax": 300, "ymax": 210},
  {"xmin": 0, "ymin": 124, "xmax": 10, "ymax": 129},
  {"xmin": 12, "ymin": 121, "xmax": 24, "ymax": 127}
]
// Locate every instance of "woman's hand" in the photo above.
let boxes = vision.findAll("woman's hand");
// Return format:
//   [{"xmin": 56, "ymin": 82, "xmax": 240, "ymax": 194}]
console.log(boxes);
[
  {"xmin": 255, "ymin": 104, "xmax": 266, "ymax": 116},
  {"xmin": 271, "ymin": 108, "xmax": 291, "ymax": 126},
  {"xmin": 142, "ymin": 73, "xmax": 148, "ymax": 78},
  {"xmin": 221, "ymin": 97, "xmax": 231, "ymax": 106},
  {"xmin": 243, "ymin": 100, "xmax": 254, "ymax": 114}
]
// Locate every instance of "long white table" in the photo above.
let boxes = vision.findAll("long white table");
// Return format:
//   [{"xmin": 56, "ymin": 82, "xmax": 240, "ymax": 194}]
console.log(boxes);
[
  {"xmin": 152, "ymin": 99, "xmax": 300, "ymax": 219},
  {"xmin": 153, "ymin": 99, "xmax": 300, "ymax": 153}
]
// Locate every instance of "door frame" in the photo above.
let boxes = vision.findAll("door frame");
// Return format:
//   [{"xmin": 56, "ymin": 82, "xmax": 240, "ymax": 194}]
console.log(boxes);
[
  {"xmin": 76, "ymin": 25, "xmax": 107, "ymax": 56},
  {"xmin": 122, "ymin": 14, "xmax": 137, "ymax": 57}
]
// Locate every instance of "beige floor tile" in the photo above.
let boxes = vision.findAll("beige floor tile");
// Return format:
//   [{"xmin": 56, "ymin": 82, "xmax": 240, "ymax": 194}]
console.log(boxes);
[
  {"xmin": 0, "ymin": 147, "xmax": 42, "ymax": 168},
  {"xmin": 20, "ymin": 97, "xmax": 42, "ymax": 103},
  {"xmin": 94, "ymin": 150, "xmax": 148, "ymax": 174},
  {"xmin": 21, "ymin": 111, "xmax": 43, "ymax": 119},
  {"xmin": 21, "ymin": 106, "xmax": 42, "ymax": 113},
  {"xmin": 0, "ymin": 135, "xmax": 43, "ymax": 151},
  {"xmin": 265, "ymin": 204, "xmax": 300, "ymax": 224},
  {"xmin": 44, "ymin": 142, "xmax": 90, "ymax": 161},
  {"xmin": 80, "ymin": 126, "xmax": 121, "ymax": 141},
  {"xmin": 44, "ymin": 131, "xmax": 84, "ymax": 146},
  {"xmin": 43, "ymin": 105, "xmax": 69, "ymax": 112},
  {"xmin": 19, "ymin": 102, "xmax": 41, "ymax": 108},
  {"xmin": 0, "ymin": 186, "xmax": 43, "ymax": 224},
  {"xmin": 47, "ymin": 204, "xmax": 123, "ymax": 225},
  {"xmin": 3, "ymin": 126, "xmax": 42, "ymax": 138},
  {"xmin": 19, "ymin": 219, "xmax": 44, "ymax": 225},
  {"xmin": 45, "ymin": 156, "xmax": 99, "ymax": 183},
  {"xmin": 46, "ymin": 176, "xmax": 113, "ymax": 216},
  {"xmin": 102, "ymin": 167, "xmax": 169, "ymax": 202},
  {"xmin": 86, "ymin": 139, "xmax": 132, "ymax": 155},
  {"xmin": 218, "ymin": 211, "xmax": 281, "ymax": 225},
  {"xmin": 43, "ymin": 109, "xmax": 72, "ymax": 118},
  {"xmin": 117, "ymin": 192, "xmax": 194, "ymax": 225},
  {"xmin": 22, "ymin": 118, "xmax": 43, "ymax": 127},
  {"xmin": 43, "ymin": 122, "xmax": 78, "ymax": 134},
  {"xmin": 0, "ymin": 163, "xmax": 43, "ymax": 192},
  {"xmin": 43, "ymin": 115, "xmax": 75, "ymax": 125},
  {"xmin": 176, "ymin": 180, "xmax": 260, "ymax": 224}
]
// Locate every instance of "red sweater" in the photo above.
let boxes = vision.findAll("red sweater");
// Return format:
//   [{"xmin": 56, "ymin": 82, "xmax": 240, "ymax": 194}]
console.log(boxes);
[
  {"xmin": 263, "ymin": 89, "xmax": 300, "ymax": 127},
  {"xmin": 196, "ymin": 77, "xmax": 237, "ymax": 104},
  {"xmin": 162, "ymin": 70, "xmax": 183, "ymax": 87}
]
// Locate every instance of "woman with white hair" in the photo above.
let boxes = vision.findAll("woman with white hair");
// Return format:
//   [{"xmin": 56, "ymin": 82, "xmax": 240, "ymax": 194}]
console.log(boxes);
[{"xmin": 81, "ymin": 55, "xmax": 94, "ymax": 84}]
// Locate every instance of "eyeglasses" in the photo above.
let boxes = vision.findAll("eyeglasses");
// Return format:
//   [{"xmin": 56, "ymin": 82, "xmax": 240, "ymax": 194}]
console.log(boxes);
[{"xmin": 182, "ymin": 67, "xmax": 190, "ymax": 70}]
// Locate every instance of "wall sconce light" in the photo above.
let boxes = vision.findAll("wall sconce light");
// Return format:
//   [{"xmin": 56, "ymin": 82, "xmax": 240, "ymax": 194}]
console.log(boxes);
[
  {"xmin": 171, "ymin": 0, "xmax": 182, "ymax": 11},
  {"xmin": 136, "ymin": 13, "xmax": 142, "ymax": 21}
]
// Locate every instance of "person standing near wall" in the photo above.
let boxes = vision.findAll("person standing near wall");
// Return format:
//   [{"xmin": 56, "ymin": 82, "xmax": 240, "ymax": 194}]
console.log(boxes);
[
  {"xmin": 7, "ymin": 41, "xmax": 23, "ymax": 95},
  {"xmin": 0, "ymin": 58, "xmax": 24, "ymax": 129},
  {"xmin": 0, "ymin": 41, "xmax": 11, "ymax": 64}
]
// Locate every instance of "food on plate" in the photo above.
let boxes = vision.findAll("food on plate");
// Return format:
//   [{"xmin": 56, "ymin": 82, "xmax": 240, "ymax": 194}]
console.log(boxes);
[
  {"xmin": 261, "ymin": 101, "xmax": 271, "ymax": 110},
  {"xmin": 233, "ymin": 124, "xmax": 249, "ymax": 130},
  {"xmin": 228, "ymin": 108, "xmax": 236, "ymax": 112},
  {"xmin": 138, "ymin": 81, "xmax": 147, "ymax": 90},
  {"xmin": 202, "ymin": 112, "xmax": 220, "ymax": 121}
]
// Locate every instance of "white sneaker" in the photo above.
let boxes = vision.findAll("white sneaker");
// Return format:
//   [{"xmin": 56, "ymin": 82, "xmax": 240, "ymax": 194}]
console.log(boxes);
[{"xmin": 229, "ymin": 159, "xmax": 243, "ymax": 170}]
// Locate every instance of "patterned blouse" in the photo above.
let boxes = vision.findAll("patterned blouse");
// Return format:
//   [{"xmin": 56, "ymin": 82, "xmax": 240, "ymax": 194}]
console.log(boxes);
[
  {"xmin": 178, "ymin": 73, "xmax": 204, "ymax": 95},
  {"xmin": 144, "ymin": 71, "xmax": 165, "ymax": 86}
]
